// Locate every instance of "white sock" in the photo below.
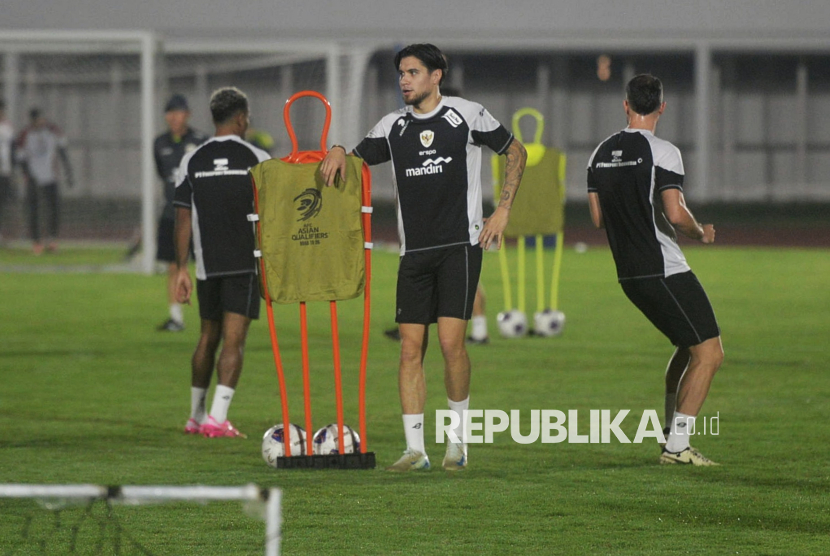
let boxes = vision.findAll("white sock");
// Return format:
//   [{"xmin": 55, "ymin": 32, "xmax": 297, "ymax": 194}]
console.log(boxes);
[
  {"xmin": 665, "ymin": 411, "xmax": 695, "ymax": 453},
  {"xmin": 170, "ymin": 303, "xmax": 184, "ymax": 324},
  {"xmin": 209, "ymin": 385, "xmax": 235, "ymax": 424},
  {"xmin": 447, "ymin": 397, "xmax": 469, "ymax": 451},
  {"xmin": 664, "ymin": 393, "xmax": 677, "ymax": 432},
  {"xmin": 470, "ymin": 315, "xmax": 488, "ymax": 340},
  {"xmin": 190, "ymin": 387, "xmax": 207, "ymax": 423},
  {"xmin": 402, "ymin": 414, "xmax": 426, "ymax": 455}
]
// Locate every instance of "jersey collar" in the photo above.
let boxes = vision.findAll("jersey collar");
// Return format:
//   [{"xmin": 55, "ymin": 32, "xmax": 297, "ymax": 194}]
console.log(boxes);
[{"xmin": 407, "ymin": 97, "xmax": 446, "ymax": 121}]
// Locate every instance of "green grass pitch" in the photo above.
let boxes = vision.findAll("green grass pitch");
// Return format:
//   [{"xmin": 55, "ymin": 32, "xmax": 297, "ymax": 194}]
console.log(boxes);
[{"xmin": 0, "ymin": 245, "xmax": 828, "ymax": 554}]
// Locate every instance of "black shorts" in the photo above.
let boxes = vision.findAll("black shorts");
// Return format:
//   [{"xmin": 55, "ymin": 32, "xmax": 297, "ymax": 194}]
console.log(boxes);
[
  {"xmin": 396, "ymin": 244, "xmax": 483, "ymax": 325},
  {"xmin": 156, "ymin": 216, "xmax": 176, "ymax": 263},
  {"xmin": 620, "ymin": 271, "xmax": 720, "ymax": 349},
  {"xmin": 196, "ymin": 273, "xmax": 261, "ymax": 321}
]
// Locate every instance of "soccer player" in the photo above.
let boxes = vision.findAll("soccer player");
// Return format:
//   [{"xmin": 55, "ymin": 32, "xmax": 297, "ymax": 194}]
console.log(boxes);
[
  {"xmin": 173, "ymin": 87, "xmax": 270, "ymax": 438},
  {"xmin": 383, "ymin": 87, "xmax": 490, "ymax": 345},
  {"xmin": 154, "ymin": 94, "xmax": 209, "ymax": 332},
  {"xmin": 320, "ymin": 44, "xmax": 527, "ymax": 471},
  {"xmin": 0, "ymin": 100, "xmax": 13, "ymax": 244},
  {"xmin": 15, "ymin": 108, "xmax": 74, "ymax": 254},
  {"xmin": 382, "ymin": 85, "xmax": 490, "ymax": 346},
  {"xmin": 586, "ymin": 74, "xmax": 724, "ymax": 466}
]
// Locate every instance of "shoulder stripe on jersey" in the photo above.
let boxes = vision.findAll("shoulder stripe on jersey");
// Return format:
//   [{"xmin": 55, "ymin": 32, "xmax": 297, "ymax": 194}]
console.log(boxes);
[{"xmin": 494, "ymin": 134, "xmax": 514, "ymax": 155}]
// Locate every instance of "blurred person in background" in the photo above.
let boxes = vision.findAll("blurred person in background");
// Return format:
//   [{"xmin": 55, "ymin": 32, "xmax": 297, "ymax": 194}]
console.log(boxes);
[
  {"xmin": 154, "ymin": 94, "xmax": 209, "ymax": 332},
  {"xmin": 0, "ymin": 100, "xmax": 14, "ymax": 245},
  {"xmin": 16, "ymin": 108, "xmax": 73, "ymax": 254}
]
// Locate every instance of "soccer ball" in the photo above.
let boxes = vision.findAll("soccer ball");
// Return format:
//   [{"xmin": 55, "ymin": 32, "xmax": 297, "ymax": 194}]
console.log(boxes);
[
  {"xmin": 262, "ymin": 423, "xmax": 306, "ymax": 467},
  {"xmin": 312, "ymin": 423, "xmax": 360, "ymax": 455},
  {"xmin": 496, "ymin": 310, "xmax": 528, "ymax": 338},
  {"xmin": 533, "ymin": 309, "xmax": 566, "ymax": 337}
]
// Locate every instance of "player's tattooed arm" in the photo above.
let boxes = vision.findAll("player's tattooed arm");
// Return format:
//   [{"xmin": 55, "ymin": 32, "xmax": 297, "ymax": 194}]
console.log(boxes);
[
  {"xmin": 480, "ymin": 139, "xmax": 527, "ymax": 250},
  {"xmin": 498, "ymin": 139, "xmax": 527, "ymax": 210}
]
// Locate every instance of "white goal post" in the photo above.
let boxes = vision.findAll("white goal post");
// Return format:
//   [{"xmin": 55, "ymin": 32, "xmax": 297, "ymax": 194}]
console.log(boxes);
[
  {"xmin": 0, "ymin": 482, "xmax": 282, "ymax": 555},
  {"xmin": 0, "ymin": 31, "xmax": 375, "ymax": 273},
  {"xmin": 0, "ymin": 30, "xmax": 157, "ymax": 272}
]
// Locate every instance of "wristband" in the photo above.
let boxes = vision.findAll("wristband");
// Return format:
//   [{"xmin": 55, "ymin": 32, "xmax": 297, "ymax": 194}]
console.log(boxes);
[{"xmin": 330, "ymin": 144, "xmax": 346, "ymax": 153}]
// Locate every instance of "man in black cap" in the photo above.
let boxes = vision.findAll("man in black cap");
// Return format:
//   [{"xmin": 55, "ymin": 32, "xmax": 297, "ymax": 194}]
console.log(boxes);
[{"xmin": 154, "ymin": 94, "xmax": 208, "ymax": 331}]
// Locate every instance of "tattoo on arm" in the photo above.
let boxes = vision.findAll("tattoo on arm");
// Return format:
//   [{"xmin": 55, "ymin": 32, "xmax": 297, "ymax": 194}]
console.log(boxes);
[{"xmin": 499, "ymin": 141, "xmax": 527, "ymax": 210}]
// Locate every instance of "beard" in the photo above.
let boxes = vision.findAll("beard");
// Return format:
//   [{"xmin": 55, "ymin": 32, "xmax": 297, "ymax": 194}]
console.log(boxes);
[{"xmin": 403, "ymin": 89, "xmax": 430, "ymax": 107}]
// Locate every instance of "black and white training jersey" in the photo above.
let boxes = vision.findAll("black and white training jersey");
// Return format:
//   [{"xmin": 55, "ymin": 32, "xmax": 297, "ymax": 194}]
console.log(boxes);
[
  {"xmin": 586, "ymin": 128, "xmax": 691, "ymax": 281},
  {"xmin": 154, "ymin": 127, "xmax": 209, "ymax": 220},
  {"xmin": 173, "ymin": 135, "xmax": 271, "ymax": 280},
  {"xmin": 354, "ymin": 96, "xmax": 513, "ymax": 254}
]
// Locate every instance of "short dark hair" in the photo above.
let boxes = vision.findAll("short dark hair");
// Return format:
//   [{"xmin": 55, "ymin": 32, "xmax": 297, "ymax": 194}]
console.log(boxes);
[
  {"xmin": 209, "ymin": 87, "xmax": 248, "ymax": 125},
  {"xmin": 625, "ymin": 74, "xmax": 663, "ymax": 116},
  {"xmin": 394, "ymin": 43, "xmax": 448, "ymax": 86},
  {"xmin": 29, "ymin": 108, "xmax": 42, "ymax": 121}
]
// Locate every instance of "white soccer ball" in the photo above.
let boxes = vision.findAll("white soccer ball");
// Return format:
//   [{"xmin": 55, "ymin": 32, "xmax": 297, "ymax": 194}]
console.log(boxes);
[
  {"xmin": 533, "ymin": 309, "xmax": 566, "ymax": 337},
  {"xmin": 312, "ymin": 423, "xmax": 360, "ymax": 455},
  {"xmin": 496, "ymin": 310, "xmax": 528, "ymax": 338},
  {"xmin": 262, "ymin": 423, "xmax": 306, "ymax": 467}
]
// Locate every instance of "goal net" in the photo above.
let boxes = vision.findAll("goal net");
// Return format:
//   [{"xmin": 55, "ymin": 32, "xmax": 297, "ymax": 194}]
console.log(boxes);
[
  {"xmin": 0, "ymin": 32, "xmax": 155, "ymax": 271},
  {"xmin": 0, "ymin": 483, "xmax": 281, "ymax": 555},
  {"xmin": 0, "ymin": 33, "xmax": 369, "ymax": 273}
]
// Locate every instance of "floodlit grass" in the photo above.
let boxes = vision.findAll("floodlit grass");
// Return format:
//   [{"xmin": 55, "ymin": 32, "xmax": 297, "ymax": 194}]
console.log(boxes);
[
  {"xmin": 0, "ymin": 244, "xmax": 129, "ymax": 268},
  {"xmin": 1, "ymin": 246, "xmax": 828, "ymax": 554}
]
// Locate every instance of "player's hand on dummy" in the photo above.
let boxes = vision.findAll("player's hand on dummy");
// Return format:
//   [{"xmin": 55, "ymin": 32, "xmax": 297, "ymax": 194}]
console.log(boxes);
[
  {"xmin": 175, "ymin": 269, "xmax": 193, "ymax": 305},
  {"xmin": 701, "ymin": 224, "xmax": 715, "ymax": 244},
  {"xmin": 319, "ymin": 146, "xmax": 347, "ymax": 187},
  {"xmin": 480, "ymin": 206, "xmax": 510, "ymax": 250}
]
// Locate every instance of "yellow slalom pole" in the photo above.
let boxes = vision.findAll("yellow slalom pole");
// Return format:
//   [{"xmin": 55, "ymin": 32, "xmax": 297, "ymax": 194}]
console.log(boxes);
[
  {"xmin": 517, "ymin": 236, "xmax": 526, "ymax": 314},
  {"xmin": 498, "ymin": 244, "xmax": 512, "ymax": 311},
  {"xmin": 535, "ymin": 234, "xmax": 545, "ymax": 313},
  {"xmin": 551, "ymin": 232, "xmax": 564, "ymax": 310},
  {"xmin": 550, "ymin": 151, "xmax": 567, "ymax": 311}
]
